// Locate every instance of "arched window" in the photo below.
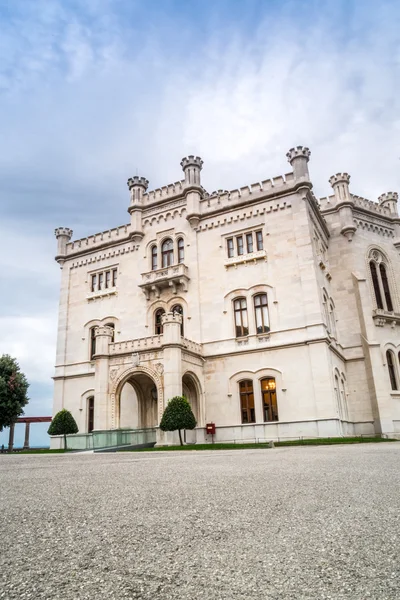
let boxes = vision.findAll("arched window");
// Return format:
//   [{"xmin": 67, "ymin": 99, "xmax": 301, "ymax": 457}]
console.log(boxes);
[
  {"xmin": 387, "ymin": 350, "xmax": 398, "ymax": 390},
  {"xmin": 260, "ymin": 378, "xmax": 278, "ymax": 421},
  {"xmin": 239, "ymin": 380, "xmax": 255, "ymax": 424},
  {"xmin": 369, "ymin": 251, "xmax": 394, "ymax": 312},
  {"xmin": 151, "ymin": 245, "xmax": 158, "ymax": 271},
  {"xmin": 379, "ymin": 263, "xmax": 393, "ymax": 312},
  {"xmin": 162, "ymin": 238, "xmax": 174, "ymax": 268},
  {"xmin": 155, "ymin": 309, "xmax": 165, "ymax": 335},
  {"xmin": 329, "ymin": 301, "xmax": 337, "ymax": 338},
  {"xmin": 177, "ymin": 238, "xmax": 184, "ymax": 263},
  {"xmin": 334, "ymin": 374, "xmax": 341, "ymax": 416},
  {"xmin": 340, "ymin": 378, "xmax": 348, "ymax": 421},
  {"xmin": 323, "ymin": 292, "xmax": 331, "ymax": 332},
  {"xmin": 254, "ymin": 294, "xmax": 270, "ymax": 334},
  {"xmin": 370, "ymin": 262, "xmax": 383, "ymax": 309},
  {"xmin": 171, "ymin": 304, "xmax": 184, "ymax": 336},
  {"xmin": 88, "ymin": 397, "xmax": 94, "ymax": 433},
  {"xmin": 105, "ymin": 323, "xmax": 115, "ymax": 343},
  {"xmin": 90, "ymin": 327, "xmax": 96, "ymax": 360},
  {"xmin": 233, "ymin": 298, "xmax": 248, "ymax": 337}
]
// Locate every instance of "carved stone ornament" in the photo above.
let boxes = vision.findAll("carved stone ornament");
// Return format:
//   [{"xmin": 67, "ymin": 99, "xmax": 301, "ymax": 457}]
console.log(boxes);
[
  {"xmin": 110, "ymin": 368, "xmax": 119, "ymax": 382},
  {"xmin": 155, "ymin": 362, "xmax": 164, "ymax": 374},
  {"xmin": 132, "ymin": 352, "xmax": 140, "ymax": 367}
]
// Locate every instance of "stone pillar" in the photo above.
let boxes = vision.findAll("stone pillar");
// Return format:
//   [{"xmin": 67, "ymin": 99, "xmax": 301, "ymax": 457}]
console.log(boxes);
[
  {"xmin": 181, "ymin": 156, "xmax": 203, "ymax": 228},
  {"xmin": 93, "ymin": 325, "xmax": 114, "ymax": 430},
  {"xmin": 23, "ymin": 422, "xmax": 30, "ymax": 450},
  {"xmin": 127, "ymin": 176, "xmax": 148, "ymax": 242},
  {"xmin": 286, "ymin": 146, "xmax": 311, "ymax": 182},
  {"xmin": 8, "ymin": 423, "xmax": 15, "ymax": 453},
  {"xmin": 329, "ymin": 173, "xmax": 356, "ymax": 242},
  {"xmin": 161, "ymin": 312, "xmax": 183, "ymax": 403}
]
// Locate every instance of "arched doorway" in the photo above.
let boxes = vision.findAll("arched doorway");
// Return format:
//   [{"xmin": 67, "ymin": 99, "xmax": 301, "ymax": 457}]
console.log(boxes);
[
  {"xmin": 182, "ymin": 372, "xmax": 200, "ymax": 424},
  {"xmin": 119, "ymin": 372, "xmax": 159, "ymax": 429}
]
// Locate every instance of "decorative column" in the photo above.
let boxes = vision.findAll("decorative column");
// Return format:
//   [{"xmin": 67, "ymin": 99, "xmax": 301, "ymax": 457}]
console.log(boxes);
[
  {"xmin": 93, "ymin": 325, "xmax": 114, "ymax": 430},
  {"xmin": 286, "ymin": 146, "xmax": 311, "ymax": 182},
  {"xmin": 127, "ymin": 175, "xmax": 149, "ymax": 242},
  {"xmin": 329, "ymin": 173, "xmax": 356, "ymax": 242},
  {"xmin": 181, "ymin": 156, "xmax": 203, "ymax": 228},
  {"xmin": 161, "ymin": 312, "xmax": 183, "ymax": 403},
  {"xmin": 23, "ymin": 422, "xmax": 30, "ymax": 450}
]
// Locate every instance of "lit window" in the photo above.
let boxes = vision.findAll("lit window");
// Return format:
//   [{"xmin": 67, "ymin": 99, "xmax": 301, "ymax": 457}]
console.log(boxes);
[
  {"xmin": 151, "ymin": 245, "xmax": 157, "ymax": 271},
  {"xmin": 234, "ymin": 298, "xmax": 248, "ymax": 337},
  {"xmin": 162, "ymin": 239, "xmax": 174, "ymax": 267},
  {"xmin": 246, "ymin": 233, "xmax": 253, "ymax": 254},
  {"xmin": 256, "ymin": 231, "xmax": 263, "ymax": 251},
  {"xmin": 239, "ymin": 380, "xmax": 255, "ymax": 424},
  {"xmin": 254, "ymin": 294, "xmax": 270, "ymax": 334},
  {"xmin": 177, "ymin": 238, "xmax": 184, "ymax": 263},
  {"xmin": 236, "ymin": 236, "xmax": 244, "ymax": 256},
  {"xmin": 155, "ymin": 309, "xmax": 165, "ymax": 335},
  {"xmin": 260, "ymin": 378, "xmax": 278, "ymax": 421},
  {"xmin": 227, "ymin": 238, "xmax": 234, "ymax": 258},
  {"xmin": 387, "ymin": 350, "xmax": 398, "ymax": 390}
]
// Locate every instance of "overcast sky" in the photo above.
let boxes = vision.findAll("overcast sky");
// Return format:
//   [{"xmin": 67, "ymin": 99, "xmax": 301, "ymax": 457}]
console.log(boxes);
[{"xmin": 1, "ymin": 0, "xmax": 400, "ymax": 447}]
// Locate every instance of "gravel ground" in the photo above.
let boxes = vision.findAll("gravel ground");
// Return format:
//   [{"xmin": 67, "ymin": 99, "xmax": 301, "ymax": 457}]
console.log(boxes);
[{"xmin": 1, "ymin": 444, "xmax": 400, "ymax": 600}]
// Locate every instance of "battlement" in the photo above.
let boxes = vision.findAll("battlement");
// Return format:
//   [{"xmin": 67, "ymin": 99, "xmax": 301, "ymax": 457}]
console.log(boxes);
[
  {"xmin": 319, "ymin": 193, "xmax": 392, "ymax": 217},
  {"xmin": 65, "ymin": 223, "xmax": 132, "ymax": 255},
  {"xmin": 329, "ymin": 173, "xmax": 350, "ymax": 186},
  {"xmin": 127, "ymin": 176, "xmax": 149, "ymax": 191},
  {"xmin": 143, "ymin": 180, "xmax": 185, "ymax": 204},
  {"xmin": 286, "ymin": 146, "xmax": 311, "ymax": 163},
  {"xmin": 55, "ymin": 227, "xmax": 73, "ymax": 239},
  {"xmin": 199, "ymin": 172, "xmax": 296, "ymax": 214},
  {"xmin": 180, "ymin": 156, "xmax": 203, "ymax": 170},
  {"xmin": 378, "ymin": 192, "xmax": 398, "ymax": 204}
]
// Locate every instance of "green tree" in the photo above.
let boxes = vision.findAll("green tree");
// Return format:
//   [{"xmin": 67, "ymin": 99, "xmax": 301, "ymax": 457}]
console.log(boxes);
[
  {"xmin": 47, "ymin": 409, "xmax": 78, "ymax": 450},
  {"xmin": 159, "ymin": 396, "xmax": 197, "ymax": 446},
  {"xmin": 0, "ymin": 354, "xmax": 29, "ymax": 432}
]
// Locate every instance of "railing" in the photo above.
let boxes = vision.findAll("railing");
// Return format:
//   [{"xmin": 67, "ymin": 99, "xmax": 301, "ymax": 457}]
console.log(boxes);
[
  {"xmin": 141, "ymin": 263, "xmax": 189, "ymax": 285},
  {"xmin": 182, "ymin": 338, "xmax": 203, "ymax": 354},
  {"xmin": 63, "ymin": 428, "xmax": 157, "ymax": 451},
  {"xmin": 109, "ymin": 335, "xmax": 163, "ymax": 355}
]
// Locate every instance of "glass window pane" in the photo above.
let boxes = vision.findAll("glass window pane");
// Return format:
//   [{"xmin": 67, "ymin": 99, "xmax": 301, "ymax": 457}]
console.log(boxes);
[
  {"xmin": 246, "ymin": 233, "xmax": 253, "ymax": 253},
  {"xmin": 256, "ymin": 231, "xmax": 263, "ymax": 250},
  {"xmin": 227, "ymin": 238, "xmax": 234, "ymax": 258},
  {"xmin": 105, "ymin": 271, "xmax": 111, "ymax": 289},
  {"xmin": 237, "ymin": 236, "xmax": 244, "ymax": 255},
  {"xmin": 98, "ymin": 273, "xmax": 103, "ymax": 290},
  {"xmin": 91, "ymin": 274, "xmax": 97, "ymax": 292},
  {"xmin": 112, "ymin": 269, "xmax": 117, "ymax": 287},
  {"xmin": 370, "ymin": 262, "xmax": 383, "ymax": 309},
  {"xmin": 379, "ymin": 264, "xmax": 393, "ymax": 311}
]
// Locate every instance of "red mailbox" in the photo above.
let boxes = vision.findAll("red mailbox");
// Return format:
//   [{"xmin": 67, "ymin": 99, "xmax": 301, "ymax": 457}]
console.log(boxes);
[{"xmin": 206, "ymin": 423, "xmax": 216, "ymax": 435}]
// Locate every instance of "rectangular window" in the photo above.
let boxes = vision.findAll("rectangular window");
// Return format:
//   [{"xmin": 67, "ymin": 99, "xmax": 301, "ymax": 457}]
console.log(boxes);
[
  {"xmin": 91, "ymin": 274, "xmax": 97, "ymax": 293},
  {"xmin": 227, "ymin": 238, "xmax": 234, "ymax": 258},
  {"xmin": 240, "ymin": 380, "xmax": 255, "ymax": 424},
  {"xmin": 246, "ymin": 233, "xmax": 253, "ymax": 254},
  {"xmin": 234, "ymin": 298, "xmax": 249, "ymax": 337},
  {"xmin": 105, "ymin": 271, "xmax": 111, "ymax": 289},
  {"xmin": 112, "ymin": 269, "xmax": 118, "ymax": 287},
  {"xmin": 261, "ymin": 378, "xmax": 278, "ymax": 422},
  {"xmin": 88, "ymin": 397, "xmax": 94, "ymax": 433},
  {"xmin": 256, "ymin": 231, "xmax": 263, "ymax": 251},
  {"xmin": 254, "ymin": 294, "xmax": 270, "ymax": 334},
  {"xmin": 98, "ymin": 273, "xmax": 104, "ymax": 290},
  {"xmin": 236, "ymin": 236, "xmax": 244, "ymax": 256}
]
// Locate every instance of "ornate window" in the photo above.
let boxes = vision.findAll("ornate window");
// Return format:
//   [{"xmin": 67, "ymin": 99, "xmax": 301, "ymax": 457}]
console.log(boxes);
[
  {"xmin": 329, "ymin": 301, "xmax": 337, "ymax": 338},
  {"xmin": 151, "ymin": 245, "xmax": 157, "ymax": 271},
  {"xmin": 254, "ymin": 294, "xmax": 270, "ymax": 334},
  {"xmin": 239, "ymin": 380, "xmax": 255, "ymax": 424},
  {"xmin": 233, "ymin": 298, "xmax": 248, "ymax": 337},
  {"xmin": 90, "ymin": 327, "xmax": 96, "ymax": 360},
  {"xmin": 90, "ymin": 268, "xmax": 117, "ymax": 293},
  {"xmin": 177, "ymin": 238, "xmax": 184, "ymax": 263},
  {"xmin": 172, "ymin": 304, "xmax": 184, "ymax": 336},
  {"xmin": 260, "ymin": 378, "xmax": 278, "ymax": 421},
  {"xmin": 155, "ymin": 309, "xmax": 165, "ymax": 335},
  {"xmin": 162, "ymin": 239, "xmax": 174, "ymax": 268},
  {"xmin": 323, "ymin": 292, "xmax": 331, "ymax": 332},
  {"xmin": 88, "ymin": 397, "xmax": 94, "ymax": 433},
  {"xmin": 369, "ymin": 250, "xmax": 394, "ymax": 312},
  {"xmin": 387, "ymin": 350, "xmax": 398, "ymax": 390}
]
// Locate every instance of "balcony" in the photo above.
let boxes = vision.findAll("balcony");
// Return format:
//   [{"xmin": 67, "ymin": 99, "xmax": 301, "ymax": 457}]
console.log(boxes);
[
  {"xmin": 109, "ymin": 334, "xmax": 202, "ymax": 357},
  {"xmin": 372, "ymin": 309, "xmax": 400, "ymax": 328},
  {"xmin": 139, "ymin": 263, "xmax": 190, "ymax": 300}
]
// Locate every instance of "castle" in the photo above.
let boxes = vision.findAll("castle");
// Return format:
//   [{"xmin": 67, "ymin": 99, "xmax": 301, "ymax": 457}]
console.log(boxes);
[{"xmin": 51, "ymin": 146, "xmax": 400, "ymax": 447}]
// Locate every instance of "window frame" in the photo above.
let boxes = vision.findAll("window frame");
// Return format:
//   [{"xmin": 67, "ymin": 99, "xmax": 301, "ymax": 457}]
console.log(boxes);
[
  {"xmin": 233, "ymin": 297, "xmax": 249, "ymax": 337},
  {"xmin": 256, "ymin": 231, "xmax": 263, "ymax": 251},
  {"xmin": 254, "ymin": 293, "xmax": 270, "ymax": 334},
  {"xmin": 239, "ymin": 380, "xmax": 255, "ymax": 424},
  {"xmin": 227, "ymin": 238, "xmax": 234, "ymax": 258},
  {"xmin": 162, "ymin": 238, "xmax": 174, "ymax": 268},
  {"xmin": 260, "ymin": 377, "xmax": 278, "ymax": 422},
  {"xmin": 387, "ymin": 350, "xmax": 398, "ymax": 391},
  {"xmin": 151, "ymin": 245, "xmax": 158, "ymax": 271},
  {"xmin": 245, "ymin": 233, "xmax": 253, "ymax": 254},
  {"xmin": 155, "ymin": 308, "xmax": 165, "ymax": 335},
  {"xmin": 90, "ymin": 327, "xmax": 96, "ymax": 360},
  {"xmin": 88, "ymin": 397, "xmax": 94, "ymax": 433},
  {"xmin": 236, "ymin": 236, "xmax": 244, "ymax": 256},
  {"xmin": 171, "ymin": 304, "xmax": 184, "ymax": 336},
  {"xmin": 177, "ymin": 238, "xmax": 185, "ymax": 264}
]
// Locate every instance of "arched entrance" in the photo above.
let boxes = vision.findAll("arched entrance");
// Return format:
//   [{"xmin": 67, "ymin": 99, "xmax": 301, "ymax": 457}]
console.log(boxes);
[
  {"xmin": 113, "ymin": 368, "xmax": 162, "ymax": 429},
  {"xmin": 182, "ymin": 372, "xmax": 200, "ymax": 424}
]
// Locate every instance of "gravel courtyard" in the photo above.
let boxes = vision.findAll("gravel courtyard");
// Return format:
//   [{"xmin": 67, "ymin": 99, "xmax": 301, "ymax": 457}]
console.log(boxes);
[{"xmin": 1, "ymin": 444, "xmax": 400, "ymax": 600}]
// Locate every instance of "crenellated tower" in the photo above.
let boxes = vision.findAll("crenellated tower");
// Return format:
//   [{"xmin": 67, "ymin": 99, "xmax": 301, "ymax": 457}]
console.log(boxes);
[
  {"xmin": 329, "ymin": 173, "xmax": 356, "ymax": 242},
  {"xmin": 181, "ymin": 155, "xmax": 203, "ymax": 228},
  {"xmin": 286, "ymin": 146, "xmax": 311, "ymax": 182},
  {"xmin": 55, "ymin": 227, "xmax": 73, "ymax": 264},
  {"xmin": 378, "ymin": 192, "xmax": 398, "ymax": 216},
  {"xmin": 127, "ymin": 175, "xmax": 149, "ymax": 242}
]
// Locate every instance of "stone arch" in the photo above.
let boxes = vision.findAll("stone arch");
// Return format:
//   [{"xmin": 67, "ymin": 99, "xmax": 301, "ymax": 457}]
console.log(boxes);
[
  {"xmin": 182, "ymin": 370, "xmax": 204, "ymax": 426},
  {"xmin": 111, "ymin": 365, "xmax": 164, "ymax": 428}
]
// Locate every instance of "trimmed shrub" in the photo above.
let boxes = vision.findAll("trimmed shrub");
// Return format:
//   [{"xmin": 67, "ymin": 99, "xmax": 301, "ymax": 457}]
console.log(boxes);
[
  {"xmin": 48, "ymin": 409, "xmax": 78, "ymax": 450},
  {"xmin": 159, "ymin": 396, "xmax": 196, "ymax": 445}
]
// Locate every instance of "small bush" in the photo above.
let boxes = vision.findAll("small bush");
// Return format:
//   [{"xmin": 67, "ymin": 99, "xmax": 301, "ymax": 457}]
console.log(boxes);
[
  {"xmin": 48, "ymin": 409, "xmax": 78, "ymax": 450},
  {"xmin": 159, "ymin": 396, "xmax": 196, "ymax": 445}
]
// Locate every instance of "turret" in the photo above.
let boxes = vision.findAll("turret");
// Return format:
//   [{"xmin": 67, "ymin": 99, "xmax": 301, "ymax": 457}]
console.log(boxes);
[
  {"xmin": 286, "ymin": 146, "xmax": 311, "ymax": 181},
  {"xmin": 127, "ymin": 175, "xmax": 149, "ymax": 242},
  {"xmin": 181, "ymin": 155, "xmax": 203, "ymax": 228},
  {"xmin": 181, "ymin": 155, "xmax": 203, "ymax": 187},
  {"xmin": 54, "ymin": 227, "xmax": 73, "ymax": 263},
  {"xmin": 161, "ymin": 311, "xmax": 183, "ymax": 345},
  {"xmin": 329, "ymin": 173, "xmax": 356, "ymax": 242},
  {"xmin": 93, "ymin": 325, "xmax": 114, "ymax": 358},
  {"xmin": 378, "ymin": 192, "xmax": 398, "ymax": 216}
]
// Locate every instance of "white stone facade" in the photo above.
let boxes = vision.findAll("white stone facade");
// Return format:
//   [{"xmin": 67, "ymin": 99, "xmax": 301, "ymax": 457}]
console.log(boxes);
[{"xmin": 52, "ymin": 147, "xmax": 400, "ymax": 446}]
